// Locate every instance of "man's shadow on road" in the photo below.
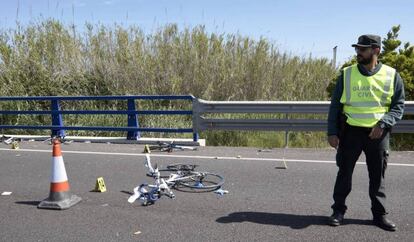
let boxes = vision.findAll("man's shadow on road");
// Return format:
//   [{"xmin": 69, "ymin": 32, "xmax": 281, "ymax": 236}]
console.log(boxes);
[{"xmin": 216, "ymin": 212, "xmax": 371, "ymax": 229}]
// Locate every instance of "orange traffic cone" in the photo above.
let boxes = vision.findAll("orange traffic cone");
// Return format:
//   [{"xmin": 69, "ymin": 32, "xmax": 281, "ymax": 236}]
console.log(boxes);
[{"xmin": 38, "ymin": 139, "xmax": 81, "ymax": 210}]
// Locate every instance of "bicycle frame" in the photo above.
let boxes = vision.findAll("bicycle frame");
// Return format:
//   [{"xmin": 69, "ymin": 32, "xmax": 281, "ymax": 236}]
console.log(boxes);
[{"xmin": 128, "ymin": 155, "xmax": 175, "ymax": 205}]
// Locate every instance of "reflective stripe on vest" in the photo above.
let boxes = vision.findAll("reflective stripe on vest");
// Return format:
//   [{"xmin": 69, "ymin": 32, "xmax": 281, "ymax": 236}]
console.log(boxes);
[
  {"xmin": 346, "ymin": 113, "xmax": 385, "ymax": 119},
  {"xmin": 340, "ymin": 64, "xmax": 395, "ymax": 128}
]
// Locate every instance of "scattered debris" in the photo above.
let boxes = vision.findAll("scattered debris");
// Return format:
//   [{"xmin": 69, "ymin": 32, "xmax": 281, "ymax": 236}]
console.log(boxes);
[
  {"xmin": 3, "ymin": 137, "xmax": 13, "ymax": 145},
  {"xmin": 214, "ymin": 188, "xmax": 229, "ymax": 196},
  {"xmin": 258, "ymin": 149, "xmax": 272, "ymax": 152},
  {"xmin": 42, "ymin": 137, "xmax": 52, "ymax": 143},
  {"xmin": 63, "ymin": 140, "xmax": 74, "ymax": 144}
]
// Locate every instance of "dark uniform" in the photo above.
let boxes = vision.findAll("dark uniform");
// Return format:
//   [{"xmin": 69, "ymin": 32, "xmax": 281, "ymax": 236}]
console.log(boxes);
[{"xmin": 327, "ymin": 60, "xmax": 405, "ymax": 230}]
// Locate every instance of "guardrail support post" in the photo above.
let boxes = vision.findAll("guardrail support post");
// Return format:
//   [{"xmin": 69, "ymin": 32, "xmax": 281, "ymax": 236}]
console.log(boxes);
[
  {"xmin": 127, "ymin": 99, "xmax": 140, "ymax": 140},
  {"xmin": 192, "ymin": 98, "xmax": 200, "ymax": 142},
  {"xmin": 51, "ymin": 99, "xmax": 65, "ymax": 137},
  {"xmin": 193, "ymin": 133, "xmax": 199, "ymax": 142},
  {"xmin": 280, "ymin": 113, "xmax": 289, "ymax": 169}
]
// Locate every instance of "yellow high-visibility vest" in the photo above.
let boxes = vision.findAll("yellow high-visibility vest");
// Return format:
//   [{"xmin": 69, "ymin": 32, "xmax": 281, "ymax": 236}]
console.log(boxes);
[{"xmin": 340, "ymin": 64, "xmax": 395, "ymax": 127}]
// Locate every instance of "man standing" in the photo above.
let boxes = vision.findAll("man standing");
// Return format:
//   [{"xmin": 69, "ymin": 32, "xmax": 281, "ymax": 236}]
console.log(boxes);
[{"xmin": 327, "ymin": 34, "xmax": 405, "ymax": 231}]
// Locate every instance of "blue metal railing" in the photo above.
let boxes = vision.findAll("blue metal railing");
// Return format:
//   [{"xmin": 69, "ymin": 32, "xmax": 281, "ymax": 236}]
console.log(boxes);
[{"xmin": 0, "ymin": 95, "xmax": 198, "ymax": 141}]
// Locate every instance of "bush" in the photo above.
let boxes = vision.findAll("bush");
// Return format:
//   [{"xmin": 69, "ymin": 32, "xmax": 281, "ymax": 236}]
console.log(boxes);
[{"xmin": 0, "ymin": 19, "xmax": 347, "ymax": 147}]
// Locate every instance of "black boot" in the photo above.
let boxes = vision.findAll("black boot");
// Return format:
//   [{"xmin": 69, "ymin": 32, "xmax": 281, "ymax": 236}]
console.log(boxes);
[
  {"xmin": 328, "ymin": 211, "xmax": 344, "ymax": 226},
  {"xmin": 373, "ymin": 216, "xmax": 396, "ymax": 231}
]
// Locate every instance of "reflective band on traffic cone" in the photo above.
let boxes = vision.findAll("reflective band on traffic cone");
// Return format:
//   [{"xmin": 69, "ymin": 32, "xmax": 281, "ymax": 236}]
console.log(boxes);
[{"xmin": 38, "ymin": 139, "xmax": 81, "ymax": 210}]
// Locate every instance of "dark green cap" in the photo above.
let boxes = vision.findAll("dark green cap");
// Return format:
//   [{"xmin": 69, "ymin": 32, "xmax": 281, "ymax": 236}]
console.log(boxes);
[{"xmin": 352, "ymin": 34, "xmax": 381, "ymax": 48}]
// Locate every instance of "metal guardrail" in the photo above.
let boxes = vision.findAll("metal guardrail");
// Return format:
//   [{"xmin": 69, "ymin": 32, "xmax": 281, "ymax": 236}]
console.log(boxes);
[
  {"xmin": 193, "ymin": 99, "xmax": 414, "ymax": 133},
  {"xmin": 0, "ymin": 95, "xmax": 197, "ymax": 141},
  {"xmin": 1, "ymin": 96, "xmax": 413, "ymax": 141}
]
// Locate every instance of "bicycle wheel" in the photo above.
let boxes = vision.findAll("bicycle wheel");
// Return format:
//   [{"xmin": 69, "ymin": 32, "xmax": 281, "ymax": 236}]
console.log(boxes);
[
  {"xmin": 178, "ymin": 171, "xmax": 224, "ymax": 190},
  {"xmin": 146, "ymin": 169, "xmax": 172, "ymax": 178},
  {"xmin": 148, "ymin": 145, "xmax": 163, "ymax": 151},
  {"xmin": 166, "ymin": 163, "xmax": 198, "ymax": 171}
]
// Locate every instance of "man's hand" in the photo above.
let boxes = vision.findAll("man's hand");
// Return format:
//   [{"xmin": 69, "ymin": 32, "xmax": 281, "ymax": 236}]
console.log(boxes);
[
  {"xmin": 369, "ymin": 124, "xmax": 384, "ymax": 139},
  {"xmin": 328, "ymin": 135, "xmax": 340, "ymax": 149}
]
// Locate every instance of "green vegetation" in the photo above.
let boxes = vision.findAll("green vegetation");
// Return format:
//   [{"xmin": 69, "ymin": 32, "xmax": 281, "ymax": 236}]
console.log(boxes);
[{"xmin": 1, "ymin": 20, "xmax": 412, "ymax": 149}]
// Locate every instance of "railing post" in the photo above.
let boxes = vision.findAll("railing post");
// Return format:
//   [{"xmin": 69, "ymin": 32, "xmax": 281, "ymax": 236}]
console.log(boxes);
[
  {"xmin": 127, "ymin": 98, "xmax": 140, "ymax": 140},
  {"xmin": 284, "ymin": 113, "xmax": 289, "ymax": 149},
  {"xmin": 193, "ymin": 133, "xmax": 199, "ymax": 142},
  {"xmin": 51, "ymin": 99, "xmax": 65, "ymax": 137},
  {"xmin": 192, "ymin": 97, "xmax": 199, "ymax": 142}
]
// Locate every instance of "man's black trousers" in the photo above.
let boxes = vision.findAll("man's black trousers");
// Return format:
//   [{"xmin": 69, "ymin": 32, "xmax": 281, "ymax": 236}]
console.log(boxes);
[{"xmin": 331, "ymin": 124, "xmax": 389, "ymax": 217}]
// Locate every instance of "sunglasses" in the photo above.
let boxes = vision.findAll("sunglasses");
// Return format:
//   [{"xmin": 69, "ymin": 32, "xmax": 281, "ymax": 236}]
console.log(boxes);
[{"xmin": 354, "ymin": 46, "xmax": 371, "ymax": 52}]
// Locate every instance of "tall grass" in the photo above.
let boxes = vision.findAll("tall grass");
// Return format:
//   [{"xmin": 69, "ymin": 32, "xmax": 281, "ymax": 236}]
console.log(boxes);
[{"xmin": 0, "ymin": 19, "xmax": 338, "ymax": 148}]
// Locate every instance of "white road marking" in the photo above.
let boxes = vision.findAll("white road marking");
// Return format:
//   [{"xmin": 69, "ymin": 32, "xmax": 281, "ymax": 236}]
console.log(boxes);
[{"xmin": 1, "ymin": 148, "xmax": 413, "ymax": 167}]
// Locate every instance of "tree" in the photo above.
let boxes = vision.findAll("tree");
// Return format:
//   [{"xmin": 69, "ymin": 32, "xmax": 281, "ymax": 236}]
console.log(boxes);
[{"xmin": 380, "ymin": 25, "xmax": 414, "ymax": 100}]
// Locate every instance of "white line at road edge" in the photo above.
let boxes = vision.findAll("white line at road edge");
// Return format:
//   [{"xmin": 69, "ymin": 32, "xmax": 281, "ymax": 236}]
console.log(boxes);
[{"xmin": 1, "ymin": 148, "xmax": 413, "ymax": 167}]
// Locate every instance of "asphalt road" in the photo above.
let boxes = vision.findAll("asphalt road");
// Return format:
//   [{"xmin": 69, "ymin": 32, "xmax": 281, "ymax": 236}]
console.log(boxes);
[{"xmin": 1, "ymin": 141, "xmax": 413, "ymax": 242}]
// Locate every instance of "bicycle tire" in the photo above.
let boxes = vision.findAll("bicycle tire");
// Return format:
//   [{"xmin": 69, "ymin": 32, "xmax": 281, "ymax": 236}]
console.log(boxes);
[
  {"xmin": 166, "ymin": 163, "xmax": 198, "ymax": 171},
  {"xmin": 148, "ymin": 145, "xmax": 164, "ymax": 151},
  {"xmin": 148, "ymin": 146, "xmax": 173, "ymax": 152},
  {"xmin": 178, "ymin": 171, "xmax": 224, "ymax": 190},
  {"xmin": 146, "ymin": 169, "xmax": 173, "ymax": 178}
]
